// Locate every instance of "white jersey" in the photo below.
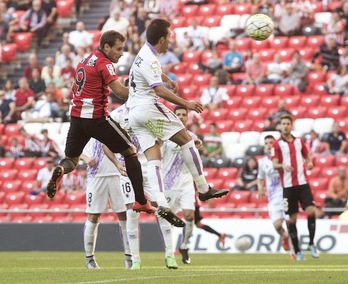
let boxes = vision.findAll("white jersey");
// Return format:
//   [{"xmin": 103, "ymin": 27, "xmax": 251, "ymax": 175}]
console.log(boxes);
[
  {"xmin": 257, "ymin": 156, "xmax": 283, "ymax": 205},
  {"xmin": 127, "ymin": 42, "xmax": 163, "ymax": 108},
  {"xmin": 82, "ymin": 138, "xmax": 119, "ymax": 178}
]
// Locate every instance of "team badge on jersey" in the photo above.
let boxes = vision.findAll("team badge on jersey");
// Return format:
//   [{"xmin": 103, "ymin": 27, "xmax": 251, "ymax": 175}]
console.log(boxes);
[
  {"xmin": 106, "ymin": 64, "xmax": 116, "ymax": 75},
  {"xmin": 151, "ymin": 61, "xmax": 160, "ymax": 75}
]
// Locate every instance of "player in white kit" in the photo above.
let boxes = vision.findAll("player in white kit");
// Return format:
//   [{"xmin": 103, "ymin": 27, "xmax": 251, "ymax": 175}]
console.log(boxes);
[
  {"xmin": 127, "ymin": 18, "xmax": 228, "ymax": 227},
  {"xmin": 81, "ymin": 138, "xmax": 140, "ymax": 269},
  {"xmin": 257, "ymin": 135, "xmax": 291, "ymax": 254}
]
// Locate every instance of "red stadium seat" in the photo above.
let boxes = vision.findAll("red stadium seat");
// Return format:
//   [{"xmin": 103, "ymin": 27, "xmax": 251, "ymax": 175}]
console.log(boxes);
[
  {"xmin": 278, "ymin": 48, "xmax": 295, "ymax": 61},
  {"xmin": 48, "ymin": 204, "xmax": 70, "ymax": 218},
  {"xmin": 307, "ymin": 36, "xmax": 325, "ymax": 49},
  {"xmin": 327, "ymin": 1, "xmax": 342, "ymax": 11},
  {"xmin": 320, "ymin": 167, "xmax": 338, "ymax": 178},
  {"xmin": 215, "ymin": 120, "xmax": 234, "ymax": 133},
  {"xmin": 284, "ymin": 95, "xmax": 301, "ymax": 107},
  {"xmin": 230, "ymin": 191, "xmax": 250, "ymax": 204},
  {"xmin": 232, "ymin": 72, "xmax": 246, "ymax": 83},
  {"xmin": 241, "ymin": 97, "xmax": 262, "ymax": 108},
  {"xmin": 313, "ymin": 155, "xmax": 335, "ymax": 167},
  {"xmin": 186, "ymin": 16, "xmax": 204, "ymax": 26},
  {"xmin": 21, "ymin": 180, "xmax": 37, "ymax": 194},
  {"xmin": 176, "ymin": 73, "xmax": 193, "ymax": 87},
  {"xmin": 261, "ymin": 96, "xmax": 279, "ymax": 108},
  {"xmin": 64, "ymin": 191, "xmax": 86, "ymax": 205},
  {"xmin": 313, "ymin": 190, "xmax": 327, "ymax": 207},
  {"xmin": 0, "ymin": 158, "xmax": 15, "ymax": 170},
  {"xmin": 200, "ymin": 49, "xmax": 214, "ymax": 64},
  {"xmin": 0, "ymin": 191, "xmax": 5, "ymax": 204},
  {"xmin": 11, "ymin": 10, "xmax": 26, "ymax": 21},
  {"xmin": 33, "ymin": 157, "xmax": 52, "ymax": 170},
  {"xmin": 259, "ymin": 48, "xmax": 276, "ymax": 62},
  {"xmin": 0, "ymin": 169, "xmax": 18, "ymax": 181},
  {"xmin": 183, "ymin": 50, "xmax": 202, "ymax": 63},
  {"xmin": 202, "ymin": 15, "xmax": 222, "ymax": 27},
  {"xmin": 11, "ymin": 216, "xmax": 33, "ymax": 223},
  {"xmin": 199, "ymin": 121, "xmax": 211, "ymax": 135},
  {"xmin": 248, "ymin": 108, "xmax": 268, "ymax": 120},
  {"xmin": 70, "ymin": 204, "xmax": 86, "ymax": 219},
  {"xmin": 0, "ymin": 203, "xmax": 8, "ymax": 217},
  {"xmin": 32, "ymin": 216, "xmax": 54, "ymax": 223},
  {"xmin": 222, "ymin": 178, "xmax": 237, "ymax": 190},
  {"xmin": 217, "ymin": 167, "xmax": 239, "ymax": 179},
  {"xmin": 24, "ymin": 194, "xmax": 45, "ymax": 205},
  {"xmin": 327, "ymin": 106, "xmax": 347, "ymax": 119},
  {"xmin": 269, "ymin": 37, "xmax": 288, "ymax": 49},
  {"xmin": 306, "ymin": 168, "xmax": 321, "ymax": 178},
  {"xmin": 306, "ymin": 106, "xmax": 327, "ymax": 119},
  {"xmin": 236, "ymin": 85, "xmax": 255, "ymax": 97},
  {"xmin": 171, "ymin": 17, "xmax": 187, "ymax": 29},
  {"xmin": 17, "ymin": 169, "xmax": 38, "ymax": 181},
  {"xmin": 251, "ymin": 38, "xmax": 269, "ymax": 50},
  {"xmin": 207, "ymin": 178, "xmax": 224, "ymax": 189},
  {"xmin": 52, "ymin": 216, "xmax": 71, "ymax": 223},
  {"xmin": 337, "ymin": 118, "xmax": 348, "ymax": 132},
  {"xmin": 309, "ymin": 177, "xmax": 329, "ymax": 192},
  {"xmin": 254, "ymin": 84, "xmax": 274, "ymax": 97},
  {"xmin": 288, "ymin": 106, "xmax": 307, "ymax": 119},
  {"xmin": 88, "ymin": 30, "xmax": 102, "ymax": 50},
  {"xmin": 234, "ymin": 120, "xmax": 253, "ymax": 132},
  {"xmin": 216, "ymin": 3, "xmax": 234, "ymax": 16},
  {"xmin": 4, "ymin": 192, "xmax": 25, "ymax": 205},
  {"xmin": 1, "ymin": 180, "xmax": 22, "ymax": 193},
  {"xmin": 180, "ymin": 85, "xmax": 198, "ymax": 100},
  {"xmin": 187, "ymin": 63, "xmax": 202, "ymax": 75},
  {"xmin": 13, "ymin": 32, "xmax": 33, "ymax": 52},
  {"xmin": 0, "ymin": 43, "xmax": 17, "ymax": 63},
  {"xmin": 307, "ymin": 71, "xmax": 326, "ymax": 84},
  {"xmin": 235, "ymin": 38, "xmax": 251, "ymax": 51},
  {"xmin": 192, "ymin": 74, "xmax": 212, "ymax": 85},
  {"xmin": 253, "ymin": 120, "xmax": 266, "ymax": 132},
  {"xmin": 335, "ymin": 155, "xmax": 348, "ymax": 167},
  {"xmin": 29, "ymin": 204, "xmax": 49, "ymax": 217},
  {"xmin": 236, "ymin": 203, "xmax": 257, "ymax": 218},
  {"xmin": 298, "ymin": 47, "xmax": 315, "ymax": 61},
  {"xmin": 274, "ymin": 84, "xmax": 293, "ymax": 97},
  {"xmin": 203, "ymin": 168, "xmax": 218, "ymax": 179},
  {"xmin": 171, "ymin": 62, "xmax": 188, "ymax": 74},
  {"xmin": 181, "ymin": 5, "xmax": 199, "ymax": 17},
  {"xmin": 229, "ymin": 108, "xmax": 248, "ymax": 120},
  {"xmin": 340, "ymin": 95, "xmax": 348, "ymax": 107},
  {"xmin": 209, "ymin": 109, "xmax": 229, "ymax": 122},
  {"xmin": 300, "ymin": 95, "xmax": 320, "ymax": 107},
  {"xmin": 319, "ymin": 95, "xmax": 340, "ymax": 107},
  {"xmin": 43, "ymin": 190, "xmax": 65, "ymax": 205},
  {"xmin": 0, "ymin": 124, "xmax": 4, "ymax": 135},
  {"xmin": 288, "ymin": 36, "xmax": 307, "ymax": 49},
  {"xmin": 234, "ymin": 3, "xmax": 252, "ymax": 15},
  {"xmin": 223, "ymin": 96, "xmax": 242, "ymax": 109},
  {"xmin": 4, "ymin": 123, "xmax": 22, "ymax": 136},
  {"xmin": 221, "ymin": 85, "xmax": 236, "ymax": 96},
  {"xmin": 311, "ymin": 2, "xmax": 323, "ymax": 13},
  {"xmin": 56, "ymin": 0, "xmax": 74, "ymax": 17},
  {"xmin": 13, "ymin": 157, "xmax": 35, "ymax": 170}
]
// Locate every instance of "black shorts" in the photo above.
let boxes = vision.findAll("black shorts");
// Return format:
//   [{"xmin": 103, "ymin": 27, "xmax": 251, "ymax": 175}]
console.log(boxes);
[
  {"xmin": 65, "ymin": 116, "xmax": 132, "ymax": 158},
  {"xmin": 194, "ymin": 206, "xmax": 203, "ymax": 224},
  {"xmin": 283, "ymin": 184, "xmax": 315, "ymax": 215}
]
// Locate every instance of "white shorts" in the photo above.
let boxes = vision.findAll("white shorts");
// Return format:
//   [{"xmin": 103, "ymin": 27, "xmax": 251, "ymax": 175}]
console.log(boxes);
[
  {"xmin": 165, "ymin": 186, "xmax": 195, "ymax": 213},
  {"xmin": 86, "ymin": 175, "xmax": 126, "ymax": 214},
  {"xmin": 268, "ymin": 202, "xmax": 288, "ymax": 223},
  {"xmin": 119, "ymin": 175, "xmax": 135, "ymax": 205},
  {"xmin": 129, "ymin": 102, "xmax": 185, "ymax": 152}
]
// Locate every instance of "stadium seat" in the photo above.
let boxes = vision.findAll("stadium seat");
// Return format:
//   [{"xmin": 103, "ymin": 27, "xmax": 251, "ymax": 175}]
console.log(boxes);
[
  {"xmin": 222, "ymin": 179, "xmax": 237, "ymax": 190},
  {"xmin": 306, "ymin": 106, "xmax": 327, "ymax": 119},
  {"xmin": 187, "ymin": 63, "xmax": 202, "ymax": 75},
  {"xmin": 220, "ymin": 14, "xmax": 241, "ymax": 30},
  {"xmin": 208, "ymin": 26, "xmax": 230, "ymax": 44},
  {"xmin": 0, "ymin": 169, "xmax": 18, "ymax": 181},
  {"xmin": 4, "ymin": 123, "xmax": 22, "ymax": 136},
  {"xmin": 24, "ymin": 194, "xmax": 45, "ymax": 205},
  {"xmin": 88, "ymin": 30, "xmax": 102, "ymax": 50},
  {"xmin": 176, "ymin": 73, "xmax": 193, "ymax": 87},
  {"xmin": 17, "ymin": 169, "xmax": 38, "ymax": 181},
  {"xmin": 0, "ymin": 124, "xmax": 4, "ymax": 135},
  {"xmin": 180, "ymin": 85, "xmax": 198, "ymax": 100},
  {"xmin": 223, "ymin": 96, "xmax": 243, "ymax": 109},
  {"xmin": 274, "ymin": 84, "xmax": 293, "ymax": 97},
  {"xmin": 224, "ymin": 144, "xmax": 247, "ymax": 161},
  {"xmin": 235, "ymin": 38, "xmax": 251, "ymax": 51},
  {"xmin": 171, "ymin": 17, "xmax": 187, "ymax": 29},
  {"xmin": 311, "ymin": 2, "xmax": 323, "ymax": 13},
  {"xmin": 13, "ymin": 157, "xmax": 35, "ymax": 170},
  {"xmin": 278, "ymin": 48, "xmax": 295, "ymax": 61},
  {"xmin": 307, "ymin": 35, "xmax": 325, "ymax": 49},
  {"xmin": 313, "ymin": 155, "xmax": 335, "ymax": 167},
  {"xmin": 33, "ymin": 157, "xmax": 52, "ymax": 170},
  {"xmin": 202, "ymin": 15, "xmax": 222, "ymax": 28},
  {"xmin": 335, "ymin": 155, "xmax": 348, "ymax": 167},
  {"xmin": 261, "ymin": 96, "xmax": 279, "ymax": 108},
  {"xmin": 253, "ymin": 120, "xmax": 266, "ymax": 132},
  {"xmin": 11, "ymin": 10, "xmax": 26, "ymax": 21},
  {"xmin": 259, "ymin": 48, "xmax": 276, "ymax": 62},
  {"xmin": 284, "ymin": 95, "xmax": 300, "ymax": 107},
  {"xmin": 327, "ymin": 106, "xmax": 347, "ymax": 119},
  {"xmin": 4, "ymin": 192, "xmax": 26, "ymax": 205},
  {"xmin": 21, "ymin": 180, "xmax": 37, "ymax": 194},
  {"xmin": 327, "ymin": 1, "xmax": 342, "ymax": 11},
  {"xmin": 70, "ymin": 204, "xmax": 86, "ymax": 219},
  {"xmin": 0, "ymin": 158, "xmax": 15, "ymax": 170},
  {"xmin": 181, "ymin": 5, "xmax": 199, "ymax": 17},
  {"xmin": 229, "ymin": 108, "xmax": 248, "ymax": 120},
  {"xmin": 269, "ymin": 37, "xmax": 288, "ymax": 49},
  {"xmin": 236, "ymin": 85, "xmax": 255, "ymax": 97},
  {"xmin": 183, "ymin": 50, "xmax": 202, "ymax": 63},
  {"xmin": 209, "ymin": 157, "xmax": 231, "ymax": 168},
  {"xmin": 241, "ymin": 97, "xmax": 262, "ymax": 108},
  {"xmin": 309, "ymin": 177, "xmax": 329, "ymax": 192},
  {"xmin": 248, "ymin": 108, "xmax": 268, "ymax": 120},
  {"xmin": 258, "ymin": 131, "xmax": 281, "ymax": 145},
  {"xmin": 337, "ymin": 118, "xmax": 348, "ymax": 132},
  {"xmin": 298, "ymin": 47, "xmax": 315, "ymax": 61},
  {"xmin": 215, "ymin": 120, "xmax": 234, "ymax": 133},
  {"xmin": 230, "ymin": 191, "xmax": 250, "ymax": 204},
  {"xmin": 29, "ymin": 204, "xmax": 49, "ymax": 217},
  {"xmin": 43, "ymin": 191, "xmax": 65, "ymax": 205},
  {"xmin": 32, "ymin": 216, "xmax": 54, "ymax": 223},
  {"xmin": 320, "ymin": 95, "xmax": 340, "ymax": 107},
  {"xmin": 48, "ymin": 203, "xmax": 70, "ymax": 218},
  {"xmin": 313, "ymin": 190, "xmax": 327, "ymax": 208},
  {"xmin": 0, "ymin": 43, "xmax": 17, "ymax": 63},
  {"xmin": 307, "ymin": 71, "xmax": 326, "ymax": 85},
  {"xmin": 340, "ymin": 95, "xmax": 348, "ymax": 107},
  {"xmin": 254, "ymin": 84, "xmax": 274, "ymax": 97},
  {"xmin": 209, "ymin": 109, "xmax": 229, "ymax": 122},
  {"xmin": 300, "ymin": 95, "xmax": 320, "ymax": 107},
  {"xmin": 232, "ymin": 72, "xmax": 246, "ymax": 83},
  {"xmin": 216, "ymin": 3, "xmax": 234, "ymax": 16},
  {"xmin": 239, "ymin": 131, "xmax": 260, "ymax": 147},
  {"xmin": 0, "ymin": 203, "xmax": 8, "ymax": 217},
  {"xmin": 200, "ymin": 49, "xmax": 214, "ymax": 64},
  {"xmin": 313, "ymin": 118, "xmax": 334, "ymax": 136},
  {"xmin": 288, "ymin": 36, "xmax": 307, "ymax": 49},
  {"xmin": 1, "ymin": 180, "xmax": 22, "ymax": 193},
  {"xmin": 198, "ymin": 121, "xmax": 211, "ymax": 135},
  {"xmin": 13, "ymin": 32, "xmax": 33, "ymax": 52},
  {"xmin": 192, "ymin": 73, "xmax": 212, "ymax": 85},
  {"xmin": 251, "ymin": 38, "xmax": 269, "ymax": 50},
  {"xmin": 171, "ymin": 62, "xmax": 188, "ymax": 74},
  {"xmin": 11, "ymin": 215, "xmax": 33, "ymax": 223},
  {"xmin": 203, "ymin": 168, "xmax": 218, "ymax": 179},
  {"xmin": 234, "ymin": 3, "xmax": 251, "ymax": 15},
  {"xmin": 56, "ymin": 0, "xmax": 74, "ymax": 17},
  {"xmin": 320, "ymin": 167, "xmax": 338, "ymax": 179},
  {"xmin": 288, "ymin": 106, "xmax": 307, "ymax": 119},
  {"xmin": 221, "ymin": 132, "xmax": 240, "ymax": 147},
  {"xmin": 306, "ymin": 167, "xmax": 321, "ymax": 178},
  {"xmin": 246, "ymin": 145, "xmax": 264, "ymax": 157},
  {"xmin": 207, "ymin": 178, "xmax": 224, "ymax": 189},
  {"xmin": 217, "ymin": 167, "xmax": 239, "ymax": 179},
  {"xmin": 234, "ymin": 120, "xmax": 253, "ymax": 132},
  {"xmin": 64, "ymin": 191, "xmax": 86, "ymax": 205}
]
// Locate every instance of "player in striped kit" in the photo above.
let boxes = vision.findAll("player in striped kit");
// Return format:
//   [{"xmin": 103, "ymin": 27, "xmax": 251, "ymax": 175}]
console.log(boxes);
[{"xmin": 271, "ymin": 115, "xmax": 319, "ymax": 261}]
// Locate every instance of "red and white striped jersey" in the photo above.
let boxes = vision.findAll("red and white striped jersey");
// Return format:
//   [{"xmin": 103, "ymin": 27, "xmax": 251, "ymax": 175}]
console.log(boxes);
[
  {"xmin": 271, "ymin": 136, "xmax": 309, "ymax": 188},
  {"xmin": 70, "ymin": 49, "xmax": 118, "ymax": 119}
]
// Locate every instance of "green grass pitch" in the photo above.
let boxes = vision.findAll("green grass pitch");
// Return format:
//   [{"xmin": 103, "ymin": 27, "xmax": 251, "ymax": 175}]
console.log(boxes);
[{"xmin": 0, "ymin": 252, "xmax": 347, "ymax": 284}]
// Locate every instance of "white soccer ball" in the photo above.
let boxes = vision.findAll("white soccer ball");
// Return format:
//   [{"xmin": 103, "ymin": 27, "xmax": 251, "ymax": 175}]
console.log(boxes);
[
  {"xmin": 245, "ymin": 13, "xmax": 274, "ymax": 41},
  {"xmin": 235, "ymin": 236, "xmax": 251, "ymax": 252}
]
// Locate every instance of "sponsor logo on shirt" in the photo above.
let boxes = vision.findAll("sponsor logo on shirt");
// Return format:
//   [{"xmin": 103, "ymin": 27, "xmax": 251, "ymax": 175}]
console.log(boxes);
[
  {"xmin": 106, "ymin": 64, "xmax": 116, "ymax": 75},
  {"xmin": 151, "ymin": 61, "xmax": 160, "ymax": 75}
]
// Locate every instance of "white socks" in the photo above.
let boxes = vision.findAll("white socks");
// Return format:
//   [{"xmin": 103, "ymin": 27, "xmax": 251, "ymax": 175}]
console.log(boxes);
[
  {"xmin": 84, "ymin": 220, "xmax": 99, "ymax": 257},
  {"xmin": 181, "ymin": 140, "xmax": 208, "ymax": 193},
  {"xmin": 147, "ymin": 160, "xmax": 170, "ymax": 207},
  {"xmin": 126, "ymin": 209, "xmax": 140, "ymax": 262},
  {"xmin": 180, "ymin": 220, "xmax": 194, "ymax": 250},
  {"xmin": 118, "ymin": 220, "xmax": 131, "ymax": 256},
  {"xmin": 157, "ymin": 216, "xmax": 174, "ymax": 258}
]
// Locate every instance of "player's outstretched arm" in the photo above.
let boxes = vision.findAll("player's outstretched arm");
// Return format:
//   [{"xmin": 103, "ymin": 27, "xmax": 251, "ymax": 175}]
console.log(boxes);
[
  {"xmin": 109, "ymin": 80, "xmax": 129, "ymax": 100},
  {"xmin": 102, "ymin": 144, "xmax": 127, "ymax": 176}
]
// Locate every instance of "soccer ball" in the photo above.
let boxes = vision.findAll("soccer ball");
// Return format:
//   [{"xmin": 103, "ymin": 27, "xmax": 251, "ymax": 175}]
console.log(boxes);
[
  {"xmin": 235, "ymin": 236, "xmax": 251, "ymax": 252},
  {"xmin": 245, "ymin": 14, "xmax": 274, "ymax": 41}
]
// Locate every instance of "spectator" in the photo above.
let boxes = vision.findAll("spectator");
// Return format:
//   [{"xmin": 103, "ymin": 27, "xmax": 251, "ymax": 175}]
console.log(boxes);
[
  {"xmin": 0, "ymin": 136, "xmax": 5, "ymax": 157},
  {"xmin": 23, "ymin": 53, "xmax": 42, "ymax": 81},
  {"xmin": 312, "ymin": 36, "xmax": 340, "ymax": 71},
  {"xmin": 22, "ymin": 92, "xmax": 54, "ymax": 123},
  {"xmin": 159, "ymin": 0, "xmax": 179, "ymax": 19},
  {"xmin": 339, "ymin": 46, "xmax": 348, "ymax": 67},
  {"xmin": 0, "ymin": 90, "xmax": 16, "ymax": 124},
  {"xmin": 56, "ymin": 32, "xmax": 75, "ymax": 57},
  {"xmin": 60, "ymin": 57, "xmax": 75, "ymax": 99},
  {"xmin": 4, "ymin": 79, "xmax": 16, "ymax": 100},
  {"xmin": 233, "ymin": 157, "xmax": 259, "ymax": 192},
  {"xmin": 337, "ymin": 1, "xmax": 348, "ymax": 37},
  {"xmin": 40, "ymin": 128, "xmax": 61, "ymax": 159},
  {"xmin": 30, "ymin": 159, "xmax": 55, "ymax": 195},
  {"xmin": 18, "ymin": 0, "xmax": 48, "ymax": 47},
  {"xmin": 29, "ymin": 67, "xmax": 46, "ymax": 100},
  {"xmin": 186, "ymin": 18, "xmax": 208, "ymax": 51},
  {"xmin": 324, "ymin": 122, "xmax": 347, "ymax": 155},
  {"xmin": 14, "ymin": 77, "xmax": 35, "ymax": 119},
  {"xmin": 44, "ymin": 66, "xmax": 62, "ymax": 88},
  {"xmin": 160, "ymin": 49, "xmax": 180, "ymax": 70},
  {"xmin": 277, "ymin": 3, "xmax": 301, "ymax": 36},
  {"xmin": 18, "ymin": 127, "xmax": 43, "ymax": 157},
  {"xmin": 173, "ymin": 31, "xmax": 193, "ymax": 58},
  {"xmin": 325, "ymin": 166, "xmax": 348, "ymax": 217},
  {"xmin": 59, "ymin": 171, "xmax": 78, "ymax": 193},
  {"xmin": 322, "ymin": 10, "xmax": 345, "ymax": 46},
  {"xmin": 41, "ymin": 56, "xmax": 61, "ymax": 83},
  {"xmin": 5, "ymin": 136, "xmax": 24, "ymax": 158},
  {"xmin": 200, "ymin": 76, "xmax": 228, "ymax": 110},
  {"xmin": 189, "ymin": 121, "xmax": 204, "ymax": 142},
  {"xmin": 162, "ymin": 65, "xmax": 177, "ymax": 89},
  {"xmin": 56, "ymin": 44, "xmax": 77, "ymax": 69},
  {"xmin": 257, "ymin": 0, "xmax": 274, "ymax": 16},
  {"xmin": 134, "ymin": 7, "xmax": 149, "ymax": 36},
  {"xmin": 265, "ymin": 53, "xmax": 289, "ymax": 84},
  {"xmin": 282, "ymin": 50, "xmax": 308, "ymax": 92},
  {"xmin": 323, "ymin": 65, "xmax": 348, "ymax": 96},
  {"xmin": 0, "ymin": 8, "xmax": 12, "ymax": 43},
  {"xmin": 41, "ymin": 0, "xmax": 58, "ymax": 32},
  {"xmin": 293, "ymin": 0, "xmax": 314, "ymax": 27},
  {"xmin": 242, "ymin": 53, "xmax": 267, "ymax": 85},
  {"xmin": 144, "ymin": 0, "xmax": 160, "ymax": 19},
  {"xmin": 305, "ymin": 130, "xmax": 323, "ymax": 155},
  {"xmin": 262, "ymin": 117, "xmax": 277, "ymax": 132},
  {"xmin": 202, "ymin": 123, "xmax": 223, "ymax": 159},
  {"xmin": 223, "ymin": 40, "xmax": 243, "ymax": 74},
  {"xmin": 75, "ymin": 165, "xmax": 87, "ymax": 191},
  {"xmin": 268, "ymin": 98, "xmax": 292, "ymax": 130},
  {"xmin": 68, "ymin": 21, "xmax": 92, "ymax": 51},
  {"xmin": 200, "ymin": 48, "xmax": 223, "ymax": 75},
  {"xmin": 102, "ymin": 9, "xmax": 129, "ymax": 35}
]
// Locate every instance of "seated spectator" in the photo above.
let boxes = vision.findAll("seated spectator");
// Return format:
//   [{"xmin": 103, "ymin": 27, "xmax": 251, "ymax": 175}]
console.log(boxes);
[
  {"xmin": 201, "ymin": 123, "xmax": 223, "ymax": 159},
  {"xmin": 42, "ymin": 0, "xmax": 58, "ymax": 32},
  {"xmin": 40, "ymin": 128, "xmax": 61, "ymax": 159},
  {"xmin": 174, "ymin": 31, "xmax": 193, "ymax": 57},
  {"xmin": 305, "ymin": 130, "xmax": 323, "ymax": 155},
  {"xmin": 189, "ymin": 121, "xmax": 204, "ymax": 142},
  {"xmin": 45, "ymin": 82, "xmax": 64, "ymax": 106},
  {"xmin": 43, "ymin": 65, "xmax": 62, "ymax": 88},
  {"xmin": 0, "ymin": 136, "xmax": 5, "ymax": 157},
  {"xmin": 56, "ymin": 32, "xmax": 75, "ymax": 58},
  {"xmin": 60, "ymin": 171, "xmax": 78, "ymax": 193},
  {"xmin": 312, "ymin": 36, "xmax": 340, "ymax": 71},
  {"xmin": 102, "ymin": 9, "xmax": 129, "ymax": 35},
  {"xmin": 325, "ymin": 166, "xmax": 348, "ymax": 217},
  {"xmin": 262, "ymin": 117, "xmax": 277, "ymax": 132},
  {"xmin": 135, "ymin": 7, "xmax": 149, "ymax": 36},
  {"xmin": 293, "ymin": 0, "xmax": 314, "ymax": 27},
  {"xmin": 60, "ymin": 58, "xmax": 76, "ymax": 99},
  {"xmin": 14, "ymin": 77, "xmax": 35, "ymax": 120},
  {"xmin": 200, "ymin": 76, "xmax": 229, "ymax": 110},
  {"xmin": 337, "ymin": 1, "xmax": 348, "ymax": 37},
  {"xmin": 242, "ymin": 53, "xmax": 267, "ymax": 85},
  {"xmin": 0, "ymin": 90, "xmax": 16, "ymax": 124},
  {"xmin": 339, "ymin": 46, "xmax": 348, "ymax": 67},
  {"xmin": 69, "ymin": 21, "xmax": 92, "ymax": 51},
  {"xmin": 268, "ymin": 98, "xmax": 292, "ymax": 130},
  {"xmin": 282, "ymin": 50, "xmax": 308, "ymax": 92},
  {"xmin": 144, "ymin": 0, "xmax": 160, "ymax": 19},
  {"xmin": 22, "ymin": 92, "xmax": 55, "ymax": 123},
  {"xmin": 223, "ymin": 40, "xmax": 243, "ymax": 74},
  {"xmin": 162, "ymin": 65, "xmax": 177, "ymax": 90},
  {"xmin": 56, "ymin": 44, "xmax": 77, "ymax": 69},
  {"xmin": 233, "ymin": 157, "xmax": 259, "ymax": 192},
  {"xmin": 17, "ymin": 0, "xmax": 47, "ymax": 47},
  {"xmin": 277, "ymin": 3, "xmax": 301, "ymax": 36},
  {"xmin": 30, "ymin": 158, "xmax": 54, "ymax": 195},
  {"xmin": 186, "ymin": 18, "xmax": 208, "ymax": 51},
  {"xmin": 18, "ymin": 127, "xmax": 43, "ymax": 157},
  {"xmin": 0, "ymin": 8, "xmax": 13, "ymax": 43},
  {"xmin": 41, "ymin": 56, "xmax": 61, "ymax": 83},
  {"xmin": 323, "ymin": 122, "xmax": 347, "ymax": 155},
  {"xmin": 23, "ymin": 53, "xmax": 42, "ymax": 81},
  {"xmin": 160, "ymin": 49, "xmax": 180, "ymax": 70},
  {"xmin": 265, "ymin": 53, "xmax": 289, "ymax": 84},
  {"xmin": 6, "ymin": 136, "xmax": 24, "ymax": 158},
  {"xmin": 257, "ymin": 0, "xmax": 274, "ymax": 16},
  {"xmin": 75, "ymin": 164, "xmax": 87, "ymax": 191},
  {"xmin": 200, "ymin": 48, "xmax": 223, "ymax": 75},
  {"xmin": 29, "ymin": 67, "xmax": 46, "ymax": 100},
  {"xmin": 4, "ymin": 79, "xmax": 16, "ymax": 100},
  {"xmin": 322, "ymin": 10, "xmax": 346, "ymax": 46},
  {"xmin": 323, "ymin": 65, "xmax": 348, "ymax": 96}
]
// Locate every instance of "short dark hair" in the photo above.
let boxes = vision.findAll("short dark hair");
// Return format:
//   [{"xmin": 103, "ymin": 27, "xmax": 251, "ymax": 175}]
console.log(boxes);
[
  {"xmin": 100, "ymin": 30, "xmax": 126, "ymax": 49},
  {"xmin": 264, "ymin": 135, "xmax": 275, "ymax": 140},
  {"xmin": 146, "ymin": 18, "xmax": 171, "ymax": 46},
  {"xmin": 174, "ymin": 105, "xmax": 188, "ymax": 114},
  {"xmin": 280, "ymin": 114, "xmax": 293, "ymax": 123}
]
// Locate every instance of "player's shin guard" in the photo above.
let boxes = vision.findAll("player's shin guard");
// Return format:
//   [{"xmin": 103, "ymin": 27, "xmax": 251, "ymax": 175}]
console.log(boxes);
[
  {"xmin": 119, "ymin": 220, "xmax": 131, "ymax": 256},
  {"xmin": 288, "ymin": 221, "xmax": 300, "ymax": 253},
  {"xmin": 180, "ymin": 220, "xmax": 193, "ymax": 249},
  {"xmin": 147, "ymin": 160, "xmax": 169, "ymax": 207},
  {"xmin": 181, "ymin": 140, "xmax": 209, "ymax": 193},
  {"xmin": 307, "ymin": 214, "xmax": 316, "ymax": 246},
  {"xmin": 157, "ymin": 216, "xmax": 174, "ymax": 258},
  {"xmin": 84, "ymin": 220, "xmax": 99, "ymax": 257},
  {"xmin": 124, "ymin": 154, "xmax": 147, "ymax": 205},
  {"xmin": 126, "ymin": 209, "xmax": 140, "ymax": 262},
  {"xmin": 59, "ymin": 158, "xmax": 75, "ymax": 174}
]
